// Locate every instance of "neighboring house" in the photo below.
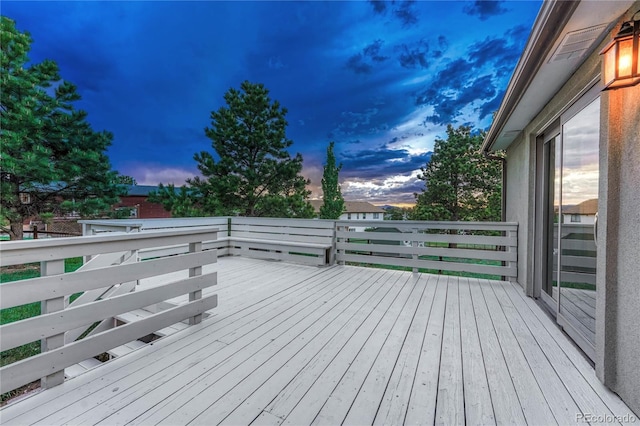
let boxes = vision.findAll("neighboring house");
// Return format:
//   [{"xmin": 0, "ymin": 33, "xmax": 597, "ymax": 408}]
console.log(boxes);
[
  {"xmin": 483, "ymin": 0, "xmax": 639, "ymax": 414},
  {"xmin": 562, "ymin": 198, "xmax": 598, "ymax": 224},
  {"xmin": 113, "ymin": 185, "xmax": 172, "ymax": 219},
  {"xmin": 309, "ymin": 200, "xmax": 385, "ymax": 230},
  {"xmin": 16, "ymin": 184, "xmax": 171, "ymax": 236}
]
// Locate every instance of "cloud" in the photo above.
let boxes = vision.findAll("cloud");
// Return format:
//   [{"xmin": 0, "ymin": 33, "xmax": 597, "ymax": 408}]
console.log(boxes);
[
  {"xmin": 434, "ymin": 36, "xmax": 448, "ymax": 58},
  {"xmin": 339, "ymin": 108, "xmax": 379, "ymax": 130},
  {"xmin": 477, "ymin": 91, "xmax": 504, "ymax": 121},
  {"xmin": 339, "ymin": 145, "xmax": 431, "ymax": 179},
  {"xmin": 396, "ymin": 42, "xmax": 429, "ymax": 69},
  {"xmin": 368, "ymin": 0, "xmax": 387, "ymax": 15},
  {"xmin": 463, "ymin": 1, "xmax": 508, "ymax": 21},
  {"xmin": 342, "ymin": 174, "xmax": 425, "ymax": 204},
  {"xmin": 421, "ymin": 74, "xmax": 497, "ymax": 125},
  {"xmin": 393, "ymin": 1, "xmax": 418, "ymax": 26},
  {"xmin": 415, "ymin": 25, "xmax": 527, "ymax": 125},
  {"xmin": 267, "ymin": 56, "xmax": 285, "ymax": 70},
  {"xmin": 126, "ymin": 165, "xmax": 199, "ymax": 186},
  {"xmin": 363, "ymin": 40, "xmax": 388, "ymax": 63},
  {"xmin": 345, "ymin": 54, "xmax": 373, "ymax": 74},
  {"xmin": 345, "ymin": 40, "xmax": 388, "ymax": 74}
]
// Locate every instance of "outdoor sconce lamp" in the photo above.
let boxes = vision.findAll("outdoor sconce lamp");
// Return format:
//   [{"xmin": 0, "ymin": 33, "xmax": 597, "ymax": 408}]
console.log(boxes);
[{"xmin": 601, "ymin": 11, "xmax": 640, "ymax": 90}]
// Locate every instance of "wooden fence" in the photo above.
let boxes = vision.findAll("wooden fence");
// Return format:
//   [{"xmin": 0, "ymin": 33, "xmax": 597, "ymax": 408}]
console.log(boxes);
[
  {"xmin": 0, "ymin": 227, "xmax": 218, "ymax": 394},
  {"xmin": 335, "ymin": 220, "xmax": 518, "ymax": 279}
]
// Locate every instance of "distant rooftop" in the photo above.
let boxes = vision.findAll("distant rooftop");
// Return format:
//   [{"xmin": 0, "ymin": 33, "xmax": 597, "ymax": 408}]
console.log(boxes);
[
  {"xmin": 121, "ymin": 185, "xmax": 163, "ymax": 196},
  {"xmin": 563, "ymin": 199, "xmax": 598, "ymax": 215},
  {"xmin": 309, "ymin": 200, "xmax": 385, "ymax": 214}
]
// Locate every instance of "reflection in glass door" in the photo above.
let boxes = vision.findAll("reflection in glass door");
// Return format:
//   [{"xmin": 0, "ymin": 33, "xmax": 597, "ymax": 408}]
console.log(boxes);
[
  {"xmin": 558, "ymin": 98, "xmax": 599, "ymax": 357},
  {"xmin": 541, "ymin": 96, "xmax": 599, "ymax": 359}
]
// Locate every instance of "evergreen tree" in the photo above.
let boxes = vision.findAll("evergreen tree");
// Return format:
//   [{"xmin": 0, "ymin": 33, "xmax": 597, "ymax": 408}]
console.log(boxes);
[
  {"xmin": 413, "ymin": 124, "xmax": 502, "ymax": 222},
  {"xmin": 112, "ymin": 175, "xmax": 137, "ymax": 186},
  {"xmin": 152, "ymin": 81, "xmax": 314, "ymax": 218},
  {"xmin": 0, "ymin": 17, "xmax": 122, "ymax": 239},
  {"xmin": 384, "ymin": 206, "xmax": 411, "ymax": 221},
  {"xmin": 319, "ymin": 141, "xmax": 344, "ymax": 219}
]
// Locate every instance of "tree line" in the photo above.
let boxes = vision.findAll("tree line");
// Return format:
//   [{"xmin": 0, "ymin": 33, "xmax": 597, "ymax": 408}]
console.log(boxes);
[{"xmin": 1, "ymin": 16, "xmax": 502, "ymax": 240}]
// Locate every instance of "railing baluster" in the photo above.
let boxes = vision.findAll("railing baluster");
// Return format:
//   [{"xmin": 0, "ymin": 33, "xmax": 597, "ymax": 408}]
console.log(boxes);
[
  {"xmin": 40, "ymin": 259, "xmax": 67, "ymax": 388},
  {"xmin": 188, "ymin": 241, "xmax": 203, "ymax": 325}
]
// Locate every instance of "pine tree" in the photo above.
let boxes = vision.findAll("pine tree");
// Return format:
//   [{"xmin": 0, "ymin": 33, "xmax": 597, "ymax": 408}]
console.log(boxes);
[
  {"xmin": 319, "ymin": 141, "xmax": 344, "ymax": 219},
  {"xmin": 413, "ymin": 124, "xmax": 502, "ymax": 222},
  {"xmin": 152, "ymin": 81, "xmax": 314, "ymax": 218},
  {"xmin": 0, "ymin": 17, "xmax": 122, "ymax": 239}
]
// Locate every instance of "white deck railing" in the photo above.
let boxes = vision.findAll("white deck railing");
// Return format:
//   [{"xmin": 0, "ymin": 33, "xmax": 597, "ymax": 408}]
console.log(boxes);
[
  {"xmin": 81, "ymin": 217, "xmax": 334, "ymax": 266},
  {"xmin": 79, "ymin": 217, "xmax": 517, "ymax": 275},
  {"xmin": 335, "ymin": 220, "xmax": 518, "ymax": 279},
  {"xmin": 0, "ymin": 227, "xmax": 218, "ymax": 394}
]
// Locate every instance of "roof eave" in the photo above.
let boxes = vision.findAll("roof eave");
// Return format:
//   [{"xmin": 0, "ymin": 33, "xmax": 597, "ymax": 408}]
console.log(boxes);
[{"xmin": 482, "ymin": 0, "xmax": 579, "ymax": 153}]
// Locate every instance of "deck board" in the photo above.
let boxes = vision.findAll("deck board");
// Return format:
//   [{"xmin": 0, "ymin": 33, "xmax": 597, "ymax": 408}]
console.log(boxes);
[
  {"xmin": 458, "ymin": 277, "xmax": 495, "ymax": 425},
  {"xmin": 0, "ymin": 256, "xmax": 633, "ymax": 425},
  {"xmin": 479, "ymin": 279, "xmax": 558, "ymax": 425}
]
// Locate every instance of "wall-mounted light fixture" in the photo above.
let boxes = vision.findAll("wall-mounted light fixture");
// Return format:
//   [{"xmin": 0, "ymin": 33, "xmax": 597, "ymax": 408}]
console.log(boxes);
[{"xmin": 600, "ymin": 11, "xmax": 640, "ymax": 90}]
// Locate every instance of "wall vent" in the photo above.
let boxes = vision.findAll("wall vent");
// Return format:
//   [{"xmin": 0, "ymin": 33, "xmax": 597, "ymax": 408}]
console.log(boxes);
[
  {"xmin": 549, "ymin": 23, "xmax": 608, "ymax": 63},
  {"xmin": 501, "ymin": 130, "xmax": 521, "ymax": 138}
]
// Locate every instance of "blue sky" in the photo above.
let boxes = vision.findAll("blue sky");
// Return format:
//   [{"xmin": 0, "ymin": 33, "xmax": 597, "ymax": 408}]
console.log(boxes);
[{"xmin": 4, "ymin": 0, "xmax": 541, "ymax": 205}]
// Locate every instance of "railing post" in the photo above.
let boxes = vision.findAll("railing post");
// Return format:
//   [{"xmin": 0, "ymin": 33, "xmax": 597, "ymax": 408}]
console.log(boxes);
[
  {"xmin": 188, "ymin": 241, "xmax": 203, "ymax": 325},
  {"xmin": 508, "ymin": 227, "xmax": 518, "ymax": 282},
  {"xmin": 40, "ymin": 259, "xmax": 66, "ymax": 388},
  {"xmin": 329, "ymin": 221, "xmax": 336, "ymax": 266},
  {"xmin": 412, "ymin": 228, "xmax": 418, "ymax": 273},
  {"xmin": 336, "ymin": 223, "xmax": 345, "ymax": 266}
]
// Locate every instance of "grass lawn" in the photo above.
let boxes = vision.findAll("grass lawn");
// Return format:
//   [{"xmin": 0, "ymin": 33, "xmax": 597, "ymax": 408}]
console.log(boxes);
[{"xmin": 0, "ymin": 257, "xmax": 83, "ymax": 403}]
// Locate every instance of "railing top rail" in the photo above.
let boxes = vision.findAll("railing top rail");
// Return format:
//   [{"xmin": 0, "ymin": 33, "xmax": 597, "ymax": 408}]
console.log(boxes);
[
  {"xmin": 335, "ymin": 219, "xmax": 517, "ymax": 230},
  {"xmin": 80, "ymin": 217, "xmax": 231, "ymax": 229},
  {"xmin": 232, "ymin": 217, "xmax": 336, "ymax": 227},
  {"xmin": 0, "ymin": 226, "xmax": 219, "ymax": 267}
]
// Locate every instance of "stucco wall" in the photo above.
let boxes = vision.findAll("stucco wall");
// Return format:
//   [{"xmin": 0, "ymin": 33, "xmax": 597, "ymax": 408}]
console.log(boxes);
[
  {"xmin": 504, "ymin": 135, "xmax": 532, "ymax": 292},
  {"xmin": 598, "ymin": 82, "xmax": 640, "ymax": 415}
]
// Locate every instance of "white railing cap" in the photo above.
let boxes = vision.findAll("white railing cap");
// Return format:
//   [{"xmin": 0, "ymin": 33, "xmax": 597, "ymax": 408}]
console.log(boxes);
[{"xmin": 0, "ymin": 226, "xmax": 219, "ymax": 267}]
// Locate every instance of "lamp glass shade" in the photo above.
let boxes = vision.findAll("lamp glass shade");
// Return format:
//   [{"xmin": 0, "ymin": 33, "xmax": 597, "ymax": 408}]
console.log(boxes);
[
  {"xmin": 617, "ymin": 37, "xmax": 634, "ymax": 78},
  {"xmin": 637, "ymin": 34, "xmax": 640, "ymax": 74},
  {"xmin": 603, "ymin": 43, "xmax": 617, "ymax": 85}
]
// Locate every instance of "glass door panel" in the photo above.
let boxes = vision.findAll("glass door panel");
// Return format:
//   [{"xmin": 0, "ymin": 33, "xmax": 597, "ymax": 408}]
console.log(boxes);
[{"xmin": 558, "ymin": 98, "xmax": 599, "ymax": 353}]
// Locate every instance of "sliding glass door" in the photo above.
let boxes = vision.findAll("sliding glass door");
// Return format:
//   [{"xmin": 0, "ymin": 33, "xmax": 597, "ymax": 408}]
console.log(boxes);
[{"xmin": 540, "ymin": 91, "xmax": 599, "ymax": 360}]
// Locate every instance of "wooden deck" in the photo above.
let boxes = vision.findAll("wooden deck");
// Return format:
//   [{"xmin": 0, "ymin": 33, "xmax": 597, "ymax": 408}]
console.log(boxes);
[{"xmin": 0, "ymin": 257, "xmax": 632, "ymax": 425}]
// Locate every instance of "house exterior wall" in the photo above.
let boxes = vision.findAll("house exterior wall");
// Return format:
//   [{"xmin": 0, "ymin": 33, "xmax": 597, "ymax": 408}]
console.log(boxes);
[
  {"xmin": 504, "ymin": 134, "xmax": 535, "ymax": 293},
  {"xmin": 597, "ymin": 80, "xmax": 640, "ymax": 414},
  {"xmin": 338, "ymin": 212, "xmax": 384, "ymax": 221},
  {"xmin": 339, "ymin": 212, "xmax": 384, "ymax": 232},
  {"xmin": 115, "ymin": 196, "xmax": 172, "ymax": 219},
  {"xmin": 504, "ymin": 5, "xmax": 639, "ymax": 414},
  {"xmin": 562, "ymin": 213, "xmax": 595, "ymax": 225}
]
